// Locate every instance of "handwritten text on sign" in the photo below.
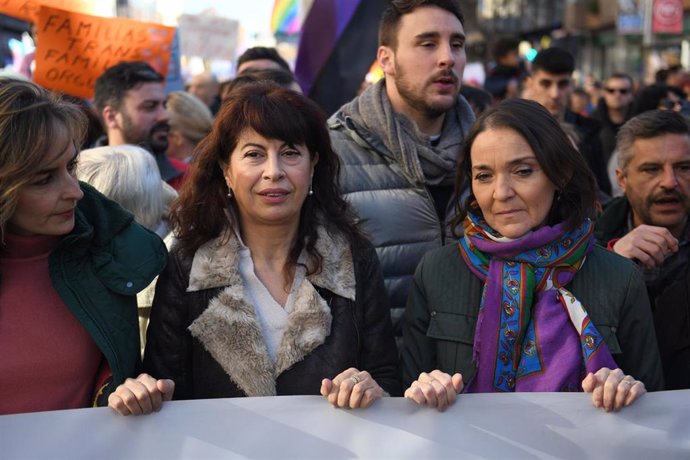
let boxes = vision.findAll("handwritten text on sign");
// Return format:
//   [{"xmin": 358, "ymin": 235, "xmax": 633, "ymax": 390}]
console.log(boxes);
[{"xmin": 34, "ymin": 5, "xmax": 174, "ymax": 99}]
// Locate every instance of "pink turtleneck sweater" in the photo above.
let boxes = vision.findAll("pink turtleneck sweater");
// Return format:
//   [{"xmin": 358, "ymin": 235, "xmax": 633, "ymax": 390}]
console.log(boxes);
[{"xmin": 0, "ymin": 232, "xmax": 103, "ymax": 414}]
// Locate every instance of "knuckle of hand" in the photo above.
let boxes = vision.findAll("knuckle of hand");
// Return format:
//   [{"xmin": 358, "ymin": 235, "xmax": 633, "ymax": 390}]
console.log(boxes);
[
  {"xmin": 604, "ymin": 380, "xmax": 618, "ymax": 391},
  {"xmin": 421, "ymin": 386, "xmax": 436, "ymax": 398},
  {"xmin": 611, "ymin": 368, "xmax": 625, "ymax": 378}
]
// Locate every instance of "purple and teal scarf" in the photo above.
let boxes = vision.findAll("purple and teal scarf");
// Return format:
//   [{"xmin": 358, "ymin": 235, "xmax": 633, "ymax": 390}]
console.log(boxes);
[{"xmin": 459, "ymin": 211, "xmax": 617, "ymax": 393}]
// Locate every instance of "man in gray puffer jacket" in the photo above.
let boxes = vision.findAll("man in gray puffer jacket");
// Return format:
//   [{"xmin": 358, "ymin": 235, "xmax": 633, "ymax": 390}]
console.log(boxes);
[{"xmin": 328, "ymin": 0, "xmax": 475, "ymax": 349}]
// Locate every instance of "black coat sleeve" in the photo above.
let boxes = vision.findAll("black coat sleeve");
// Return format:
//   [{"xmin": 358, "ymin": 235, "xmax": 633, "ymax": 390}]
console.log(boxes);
[
  {"xmin": 143, "ymin": 249, "xmax": 195, "ymax": 399},
  {"xmin": 354, "ymin": 239, "xmax": 402, "ymax": 396},
  {"xmin": 615, "ymin": 266, "xmax": 665, "ymax": 391}
]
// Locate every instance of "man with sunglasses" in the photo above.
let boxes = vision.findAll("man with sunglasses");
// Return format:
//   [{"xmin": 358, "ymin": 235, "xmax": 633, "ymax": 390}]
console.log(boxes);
[
  {"xmin": 524, "ymin": 47, "xmax": 611, "ymax": 195},
  {"xmin": 592, "ymin": 73, "xmax": 635, "ymax": 166}
]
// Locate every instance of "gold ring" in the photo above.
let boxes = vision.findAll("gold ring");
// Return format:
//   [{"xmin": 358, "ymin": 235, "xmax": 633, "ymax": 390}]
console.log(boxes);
[{"xmin": 350, "ymin": 375, "xmax": 361, "ymax": 385}]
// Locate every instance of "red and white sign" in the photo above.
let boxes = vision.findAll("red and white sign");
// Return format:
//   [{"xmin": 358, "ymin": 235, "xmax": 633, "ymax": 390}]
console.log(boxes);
[{"xmin": 652, "ymin": 0, "xmax": 683, "ymax": 34}]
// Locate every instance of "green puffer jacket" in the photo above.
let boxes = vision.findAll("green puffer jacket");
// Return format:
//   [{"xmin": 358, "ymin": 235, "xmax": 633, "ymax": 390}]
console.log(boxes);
[
  {"xmin": 47, "ymin": 182, "xmax": 167, "ymax": 403},
  {"xmin": 402, "ymin": 243, "xmax": 664, "ymax": 391}
]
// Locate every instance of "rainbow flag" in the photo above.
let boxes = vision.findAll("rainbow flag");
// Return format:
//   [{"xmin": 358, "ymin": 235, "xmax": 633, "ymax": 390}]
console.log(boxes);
[
  {"xmin": 271, "ymin": 0, "xmax": 301, "ymax": 35},
  {"xmin": 295, "ymin": 0, "xmax": 387, "ymax": 114}
]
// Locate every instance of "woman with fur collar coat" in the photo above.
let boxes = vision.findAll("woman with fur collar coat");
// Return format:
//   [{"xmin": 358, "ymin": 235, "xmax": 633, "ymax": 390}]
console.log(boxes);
[{"xmin": 108, "ymin": 83, "xmax": 400, "ymax": 415}]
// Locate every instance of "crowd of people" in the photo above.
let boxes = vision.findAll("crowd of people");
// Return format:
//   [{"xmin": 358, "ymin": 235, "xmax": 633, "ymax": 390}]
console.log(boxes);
[{"xmin": 1, "ymin": 0, "xmax": 689, "ymax": 419}]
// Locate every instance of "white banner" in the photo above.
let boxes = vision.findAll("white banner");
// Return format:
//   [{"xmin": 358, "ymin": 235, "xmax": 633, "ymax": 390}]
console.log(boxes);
[{"xmin": 1, "ymin": 391, "xmax": 689, "ymax": 459}]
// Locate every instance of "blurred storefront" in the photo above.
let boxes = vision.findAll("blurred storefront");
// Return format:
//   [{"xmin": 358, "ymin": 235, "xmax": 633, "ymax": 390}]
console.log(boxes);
[
  {"xmin": 477, "ymin": 0, "xmax": 690, "ymax": 84},
  {"xmin": 566, "ymin": 0, "xmax": 690, "ymax": 83}
]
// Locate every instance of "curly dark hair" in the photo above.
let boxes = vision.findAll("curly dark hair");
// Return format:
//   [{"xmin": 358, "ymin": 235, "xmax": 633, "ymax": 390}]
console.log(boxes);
[
  {"xmin": 171, "ymin": 82, "xmax": 363, "ymax": 277},
  {"xmin": 451, "ymin": 98, "xmax": 598, "ymax": 234}
]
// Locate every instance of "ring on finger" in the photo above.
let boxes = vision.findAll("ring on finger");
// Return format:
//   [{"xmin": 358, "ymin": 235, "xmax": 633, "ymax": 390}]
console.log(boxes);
[{"xmin": 350, "ymin": 375, "xmax": 361, "ymax": 385}]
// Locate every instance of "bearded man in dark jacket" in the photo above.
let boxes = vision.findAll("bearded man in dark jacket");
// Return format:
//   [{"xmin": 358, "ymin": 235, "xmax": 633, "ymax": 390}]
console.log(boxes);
[{"xmin": 595, "ymin": 110, "xmax": 690, "ymax": 390}]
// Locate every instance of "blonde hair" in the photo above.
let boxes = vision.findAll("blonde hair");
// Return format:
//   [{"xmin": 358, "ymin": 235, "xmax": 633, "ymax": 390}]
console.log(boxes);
[
  {"xmin": 167, "ymin": 91, "xmax": 213, "ymax": 145},
  {"xmin": 76, "ymin": 145, "xmax": 176, "ymax": 236},
  {"xmin": 0, "ymin": 77, "xmax": 86, "ymax": 242}
]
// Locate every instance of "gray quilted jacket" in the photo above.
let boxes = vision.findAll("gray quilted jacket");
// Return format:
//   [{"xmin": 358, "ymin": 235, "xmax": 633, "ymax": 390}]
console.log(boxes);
[{"xmin": 328, "ymin": 84, "xmax": 475, "ymax": 346}]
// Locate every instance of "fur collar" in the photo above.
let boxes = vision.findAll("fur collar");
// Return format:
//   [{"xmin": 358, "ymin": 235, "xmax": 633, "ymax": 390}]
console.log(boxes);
[{"xmin": 186, "ymin": 226, "xmax": 356, "ymax": 396}]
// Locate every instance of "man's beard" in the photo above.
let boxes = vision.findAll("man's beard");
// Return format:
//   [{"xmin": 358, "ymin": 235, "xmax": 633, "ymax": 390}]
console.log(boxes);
[
  {"xmin": 394, "ymin": 62, "xmax": 459, "ymax": 119},
  {"xmin": 121, "ymin": 112, "xmax": 169, "ymax": 154}
]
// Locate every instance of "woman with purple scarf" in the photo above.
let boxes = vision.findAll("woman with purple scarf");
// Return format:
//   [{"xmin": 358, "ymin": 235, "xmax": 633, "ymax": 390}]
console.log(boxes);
[{"xmin": 401, "ymin": 99, "xmax": 663, "ymax": 412}]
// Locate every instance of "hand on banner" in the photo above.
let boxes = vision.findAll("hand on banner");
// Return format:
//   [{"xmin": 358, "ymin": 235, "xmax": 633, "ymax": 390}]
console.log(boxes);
[
  {"xmin": 582, "ymin": 367, "xmax": 646, "ymax": 412},
  {"xmin": 404, "ymin": 370, "xmax": 463, "ymax": 412},
  {"xmin": 108, "ymin": 373, "xmax": 175, "ymax": 416},
  {"xmin": 320, "ymin": 368, "xmax": 385, "ymax": 409}
]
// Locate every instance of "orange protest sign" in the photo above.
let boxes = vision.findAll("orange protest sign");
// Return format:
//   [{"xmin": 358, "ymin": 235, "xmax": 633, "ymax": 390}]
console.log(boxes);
[
  {"xmin": 0, "ymin": 0, "xmax": 97, "ymax": 23},
  {"xmin": 34, "ymin": 5, "xmax": 174, "ymax": 100}
]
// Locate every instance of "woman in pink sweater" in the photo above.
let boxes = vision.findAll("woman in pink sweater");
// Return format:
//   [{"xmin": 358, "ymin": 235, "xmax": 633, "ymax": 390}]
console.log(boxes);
[{"xmin": 0, "ymin": 77, "xmax": 167, "ymax": 414}]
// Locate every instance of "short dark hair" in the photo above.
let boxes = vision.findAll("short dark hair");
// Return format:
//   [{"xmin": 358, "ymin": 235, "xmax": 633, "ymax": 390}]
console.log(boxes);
[
  {"xmin": 378, "ymin": 0, "xmax": 464, "ymax": 48},
  {"xmin": 617, "ymin": 110, "xmax": 690, "ymax": 172},
  {"xmin": 632, "ymin": 83, "xmax": 675, "ymax": 116},
  {"xmin": 236, "ymin": 47, "xmax": 291, "ymax": 73},
  {"xmin": 531, "ymin": 47, "xmax": 575, "ymax": 76},
  {"xmin": 171, "ymin": 82, "xmax": 363, "ymax": 276},
  {"xmin": 606, "ymin": 72, "xmax": 633, "ymax": 87},
  {"xmin": 94, "ymin": 61, "xmax": 164, "ymax": 113},
  {"xmin": 493, "ymin": 37, "xmax": 519, "ymax": 61},
  {"xmin": 655, "ymin": 68, "xmax": 669, "ymax": 83},
  {"xmin": 224, "ymin": 68, "xmax": 299, "ymax": 97},
  {"xmin": 572, "ymin": 87, "xmax": 589, "ymax": 98},
  {"xmin": 451, "ymin": 98, "xmax": 597, "ymax": 233}
]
